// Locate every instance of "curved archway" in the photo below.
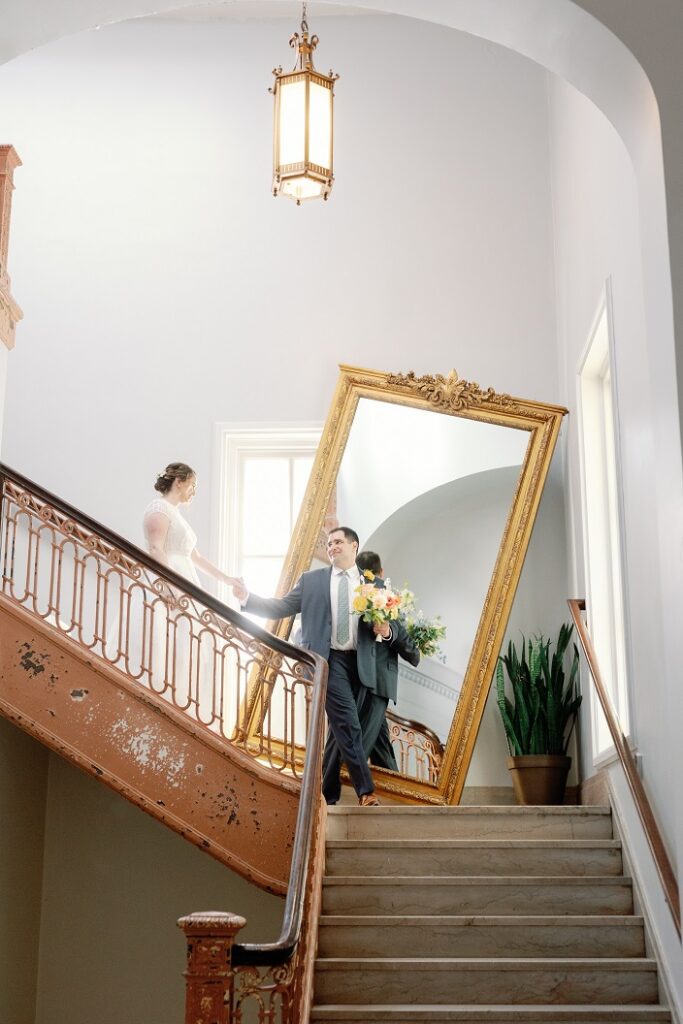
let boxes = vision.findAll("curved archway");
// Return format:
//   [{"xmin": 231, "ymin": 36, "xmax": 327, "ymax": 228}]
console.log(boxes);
[{"xmin": 1, "ymin": 1, "xmax": 678, "ymax": 448}]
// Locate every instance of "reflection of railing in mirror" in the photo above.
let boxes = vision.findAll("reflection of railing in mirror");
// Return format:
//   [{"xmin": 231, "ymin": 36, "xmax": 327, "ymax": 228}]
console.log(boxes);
[
  {"xmin": 0, "ymin": 466, "xmax": 316, "ymax": 777},
  {"xmin": 386, "ymin": 708, "xmax": 443, "ymax": 783},
  {"xmin": 397, "ymin": 655, "xmax": 461, "ymax": 727}
]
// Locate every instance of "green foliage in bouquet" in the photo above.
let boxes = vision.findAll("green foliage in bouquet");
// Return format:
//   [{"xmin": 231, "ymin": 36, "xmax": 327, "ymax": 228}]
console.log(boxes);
[
  {"xmin": 496, "ymin": 623, "xmax": 582, "ymax": 756},
  {"xmin": 405, "ymin": 614, "xmax": 447, "ymax": 659}
]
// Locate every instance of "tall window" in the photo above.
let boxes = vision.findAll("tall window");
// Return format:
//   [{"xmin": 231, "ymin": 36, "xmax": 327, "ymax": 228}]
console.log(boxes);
[
  {"xmin": 578, "ymin": 286, "xmax": 631, "ymax": 756},
  {"xmin": 215, "ymin": 425, "xmax": 321, "ymax": 601}
]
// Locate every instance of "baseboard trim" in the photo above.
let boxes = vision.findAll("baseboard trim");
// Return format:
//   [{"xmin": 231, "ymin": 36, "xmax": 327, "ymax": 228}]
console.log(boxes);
[{"xmin": 580, "ymin": 768, "xmax": 611, "ymax": 806}]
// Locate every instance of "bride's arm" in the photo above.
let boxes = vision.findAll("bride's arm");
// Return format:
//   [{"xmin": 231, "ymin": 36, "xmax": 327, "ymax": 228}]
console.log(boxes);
[
  {"xmin": 191, "ymin": 548, "xmax": 239, "ymax": 588},
  {"xmin": 145, "ymin": 512, "xmax": 171, "ymax": 568},
  {"xmin": 144, "ymin": 511, "xmax": 179, "ymax": 603}
]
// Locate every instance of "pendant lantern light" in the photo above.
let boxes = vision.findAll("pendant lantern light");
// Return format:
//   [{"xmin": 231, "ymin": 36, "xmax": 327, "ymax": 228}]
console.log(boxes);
[{"xmin": 270, "ymin": 3, "xmax": 339, "ymax": 204}]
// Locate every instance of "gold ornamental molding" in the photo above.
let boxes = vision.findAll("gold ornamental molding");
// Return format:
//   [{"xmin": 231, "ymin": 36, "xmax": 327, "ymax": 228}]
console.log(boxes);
[
  {"xmin": 0, "ymin": 145, "xmax": 23, "ymax": 351},
  {"xmin": 386, "ymin": 369, "xmax": 518, "ymax": 413},
  {"xmin": 245, "ymin": 364, "xmax": 568, "ymax": 805}
]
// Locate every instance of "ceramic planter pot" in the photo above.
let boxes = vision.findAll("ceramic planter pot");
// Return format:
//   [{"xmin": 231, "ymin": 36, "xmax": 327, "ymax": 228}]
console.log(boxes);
[{"xmin": 507, "ymin": 754, "xmax": 571, "ymax": 805}]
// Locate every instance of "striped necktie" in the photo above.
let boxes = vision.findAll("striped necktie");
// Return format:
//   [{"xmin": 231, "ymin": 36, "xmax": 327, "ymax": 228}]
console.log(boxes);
[{"xmin": 336, "ymin": 571, "xmax": 350, "ymax": 646}]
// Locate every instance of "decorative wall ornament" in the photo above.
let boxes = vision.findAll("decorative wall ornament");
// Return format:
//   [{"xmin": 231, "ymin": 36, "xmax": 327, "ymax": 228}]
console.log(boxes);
[
  {"xmin": 0, "ymin": 145, "xmax": 23, "ymax": 351},
  {"xmin": 247, "ymin": 364, "xmax": 567, "ymax": 806}
]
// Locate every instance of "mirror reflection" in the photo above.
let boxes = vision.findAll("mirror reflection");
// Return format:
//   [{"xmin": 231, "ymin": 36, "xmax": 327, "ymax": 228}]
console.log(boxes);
[{"xmin": 307, "ymin": 398, "xmax": 529, "ymax": 783}]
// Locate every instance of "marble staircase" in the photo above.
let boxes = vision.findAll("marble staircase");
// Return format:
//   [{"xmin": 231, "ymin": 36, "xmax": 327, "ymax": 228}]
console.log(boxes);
[{"xmin": 310, "ymin": 806, "xmax": 672, "ymax": 1023}]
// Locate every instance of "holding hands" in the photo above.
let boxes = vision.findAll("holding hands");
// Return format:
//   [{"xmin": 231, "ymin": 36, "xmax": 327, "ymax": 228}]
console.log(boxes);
[{"xmin": 232, "ymin": 578, "xmax": 248, "ymax": 604}]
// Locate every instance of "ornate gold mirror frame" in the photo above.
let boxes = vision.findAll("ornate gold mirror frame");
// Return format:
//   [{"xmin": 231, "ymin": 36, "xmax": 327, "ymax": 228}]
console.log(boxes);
[{"xmin": 247, "ymin": 365, "xmax": 567, "ymax": 804}]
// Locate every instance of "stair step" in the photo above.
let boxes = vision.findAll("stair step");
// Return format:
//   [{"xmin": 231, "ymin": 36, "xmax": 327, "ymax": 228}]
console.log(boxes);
[
  {"xmin": 317, "ymin": 915, "xmax": 646, "ymax": 959},
  {"xmin": 322, "ymin": 876, "xmax": 633, "ymax": 917},
  {"xmin": 325, "ymin": 840, "xmax": 623, "ymax": 877},
  {"xmin": 326, "ymin": 807, "xmax": 613, "ymax": 842},
  {"xmin": 310, "ymin": 1005, "xmax": 672, "ymax": 1022},
  {"xmin": 313, "ymin": 958, "xmax": 659, "ymax": 1006}
]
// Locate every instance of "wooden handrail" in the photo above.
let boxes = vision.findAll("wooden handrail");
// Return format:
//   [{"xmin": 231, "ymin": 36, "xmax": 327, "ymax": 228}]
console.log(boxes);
[
  {"xmin": 568, "ymin": 598, "xmax": 680, "ymax": 937},
  {"xmin": 0, "ymin": 461, "xmax": 309, "ymax": 665},
  {"xmin": 232, "ymin": 646, "xmax": 327, "ymax": 966}
]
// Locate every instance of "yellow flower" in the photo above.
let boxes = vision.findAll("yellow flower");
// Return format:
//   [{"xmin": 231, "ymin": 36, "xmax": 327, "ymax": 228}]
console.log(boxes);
[
  {"xmin": 363, "ymin": 569, "xmax": 375, "ymax": 581},
  {"xmin": 353, "ymin": 596, "xmax": 367, "ymax": 613}
]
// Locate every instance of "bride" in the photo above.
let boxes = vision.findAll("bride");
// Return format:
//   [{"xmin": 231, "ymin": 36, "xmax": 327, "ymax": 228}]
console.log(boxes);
[{"xmin": 143, "ymin": 462, "xmax": 238, "ymax": 726}]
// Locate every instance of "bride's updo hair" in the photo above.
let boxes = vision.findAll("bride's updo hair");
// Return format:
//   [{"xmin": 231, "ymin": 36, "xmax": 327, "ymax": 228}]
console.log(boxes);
[{"xmin": 154, "ymin": 462, "xmax": 196, "ymax": 494}]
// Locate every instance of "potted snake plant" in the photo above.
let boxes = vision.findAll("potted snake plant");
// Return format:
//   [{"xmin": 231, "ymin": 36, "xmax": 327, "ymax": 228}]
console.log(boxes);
[{"xmin": 496, "ymin": 623, "xmax": 582, "ymax": 805}]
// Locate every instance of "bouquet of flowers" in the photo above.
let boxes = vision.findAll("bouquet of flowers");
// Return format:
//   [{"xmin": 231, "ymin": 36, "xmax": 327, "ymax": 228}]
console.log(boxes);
[
  {"xmin": 353, "ymin": 571, "xmax": 408, "ymax": 641},
  {"xmin": 404, "ymin": 611, "xmax": 447, "ymax": 659},
  {"xmin": 397, "ymin": 586, "xmax": 447, "ymax": 658}
]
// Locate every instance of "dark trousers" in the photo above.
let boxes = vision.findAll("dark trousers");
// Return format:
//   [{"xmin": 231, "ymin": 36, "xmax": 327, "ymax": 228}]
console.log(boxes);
[
  {"xmin": 322, "ymin": 650, "xmax": 375, "ymax": 802},
  {"xmin": 323, "ymin": 685, "xmax": 398, "ymax": 803},
  {"xmin": 369, "ymin": 715, "xmax": 399, "ymax": 772}
]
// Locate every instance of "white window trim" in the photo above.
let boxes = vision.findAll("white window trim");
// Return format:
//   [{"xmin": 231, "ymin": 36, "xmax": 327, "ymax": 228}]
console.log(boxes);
[
  {"xmin": 211, "ymin": 422, "xmax": 322, "ymax": 599},
  {"xmin": 575, "ymin": 278, "xmax": 635, "ymax": 764}
]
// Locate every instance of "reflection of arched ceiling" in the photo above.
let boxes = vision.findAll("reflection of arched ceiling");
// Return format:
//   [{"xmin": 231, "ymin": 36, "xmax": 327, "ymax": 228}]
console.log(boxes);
[{"xmin": 365, "ymin": 464, "xmax": 521, "ymax": 556}]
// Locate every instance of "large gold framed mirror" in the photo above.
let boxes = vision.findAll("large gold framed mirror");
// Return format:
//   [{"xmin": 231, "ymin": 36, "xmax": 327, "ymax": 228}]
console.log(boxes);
[{"xmin": 250, "ymin": 365, "xmax": 566, "ymax": 804}]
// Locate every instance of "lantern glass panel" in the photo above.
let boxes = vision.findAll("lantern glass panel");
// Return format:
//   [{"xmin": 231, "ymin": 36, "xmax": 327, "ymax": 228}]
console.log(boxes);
[
  {"xmin": 281, "ymin": 176, "xmax": 325, "ymax": 202},
  {"xmin": 278, "ymin": 78, "xmax": 306, "ymax": 166},
  {"xmin": 309, "ymin": 80, "xmax": 332, "ymax": 170}
]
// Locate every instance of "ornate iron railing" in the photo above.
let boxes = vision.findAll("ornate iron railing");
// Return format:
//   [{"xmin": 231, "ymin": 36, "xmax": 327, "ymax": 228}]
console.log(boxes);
[
  {"xmin": 0, "ymin": 462, "xmax": 330, "ymax": 1022},
  {"xmin": 0, "ymin": 463, "xmax": 320, "ymax": 776},
  {"xmin": 568, "ymin": 598, "xmax": 680, "ymax": 938},
  {"xmin": 386, "ymin": 708, "xmax": 443, "ymax": 783}
]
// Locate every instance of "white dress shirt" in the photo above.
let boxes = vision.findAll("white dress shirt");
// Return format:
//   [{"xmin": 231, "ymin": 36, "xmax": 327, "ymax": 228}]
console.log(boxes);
[{"xmin": 330, "ymin": 563, "xmax": 361, "ymax": 651}]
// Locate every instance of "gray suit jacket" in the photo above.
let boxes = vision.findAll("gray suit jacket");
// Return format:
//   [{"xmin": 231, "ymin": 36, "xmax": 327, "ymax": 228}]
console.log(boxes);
[{"xmin": 245, "ymin": 566, "xmax": 420, "ymax": 700}]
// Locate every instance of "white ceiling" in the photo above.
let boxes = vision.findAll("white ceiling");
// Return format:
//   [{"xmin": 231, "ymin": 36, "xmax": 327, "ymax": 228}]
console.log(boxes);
[{"xmin": 146, "ymin": 2, "xmax": 379, "ymax": 20}]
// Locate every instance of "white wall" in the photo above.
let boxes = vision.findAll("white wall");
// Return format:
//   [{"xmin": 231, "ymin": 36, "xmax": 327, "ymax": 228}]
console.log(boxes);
[
  {"xmin": 548, "ymin": 74, "xmax": 683, "ymax": 1001},
  {"xmin": 0, "ymin": 15, "xmax": 558, "ymax": 562}
]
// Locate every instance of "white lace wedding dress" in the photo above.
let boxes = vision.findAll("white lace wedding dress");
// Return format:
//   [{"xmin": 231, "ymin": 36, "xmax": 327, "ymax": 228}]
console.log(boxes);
[
  {"xmin": 143, "ymin": 498, "xmax": 200, "ymax": 588},
  {"xmin": 142, "ymin": 498, "xmax": 215, "ymax": 724}
]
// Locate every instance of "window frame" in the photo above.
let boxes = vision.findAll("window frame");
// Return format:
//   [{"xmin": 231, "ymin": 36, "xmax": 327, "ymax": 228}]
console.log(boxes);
[
  {"xmin": 212, "ymin": 423, "xmax": 322, "ymax": 603},
  {"xmin": 576, "ymin": 279, "xmax": 634, "ymax": 763}
]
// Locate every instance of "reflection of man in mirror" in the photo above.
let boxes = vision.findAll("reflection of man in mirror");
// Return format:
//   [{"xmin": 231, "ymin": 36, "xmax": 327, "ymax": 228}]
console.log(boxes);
[
  {"xmin": 232, "ymin": 527, "xmax": 382, "ymax": 806},
  {"xmin": 321, "ymin": 550, "xmax": 421, "ymax": 804}
]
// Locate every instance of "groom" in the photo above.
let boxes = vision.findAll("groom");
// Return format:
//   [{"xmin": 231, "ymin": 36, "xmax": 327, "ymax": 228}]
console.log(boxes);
[
  {"xmin": 322, "ymin": 549, "xmax": 421, "ymax": 804},
  {"xmin": 232, "ymin": 527, "xmax": 381, "ymax": 806}
]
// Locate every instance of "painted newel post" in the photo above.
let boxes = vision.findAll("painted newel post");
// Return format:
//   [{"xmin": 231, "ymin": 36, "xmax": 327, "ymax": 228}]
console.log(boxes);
[
  {"xmin": 177, "ymin": 911, "xmax": 246, "ymax": 1023},
  {"xmin": 0, "ymin": 145, "xmax": 23, "ymax": 351}
]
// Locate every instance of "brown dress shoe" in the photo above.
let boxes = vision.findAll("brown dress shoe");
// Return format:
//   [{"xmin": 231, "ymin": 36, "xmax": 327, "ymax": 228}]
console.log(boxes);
[{"xmin": 358, "ymin": 793, "xmax": 380, "ymax": 806}]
